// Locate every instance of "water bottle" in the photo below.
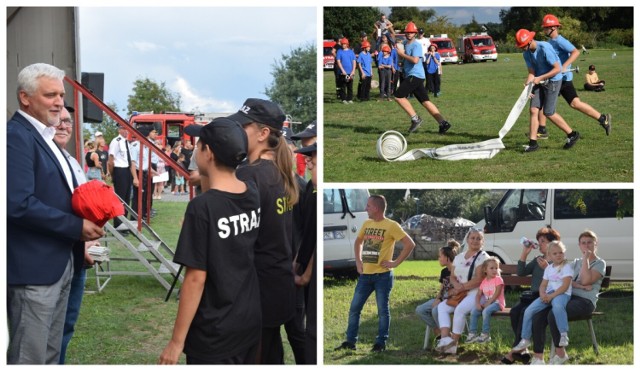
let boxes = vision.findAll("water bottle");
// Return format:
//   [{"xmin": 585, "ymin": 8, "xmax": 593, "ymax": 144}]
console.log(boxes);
[{"xmin": 520, "ymin": 237, "xmax": 538, "ymax": 249}]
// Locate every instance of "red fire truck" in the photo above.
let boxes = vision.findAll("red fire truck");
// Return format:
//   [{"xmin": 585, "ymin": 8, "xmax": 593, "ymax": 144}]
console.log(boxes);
[
  {"xmin": 323, "ymin": 39, "xmax": 336, "ymax": 70},
  {"xmin": 458, "ymin": 32, "xmax": 498, "ymax": 63},
  {"xmin": 128, "ymin": 111, "xmax": 212, "ymax": 147},
  {"xmin": 429, "ymin": 34, "xmax": 458, "ymax": 64}
]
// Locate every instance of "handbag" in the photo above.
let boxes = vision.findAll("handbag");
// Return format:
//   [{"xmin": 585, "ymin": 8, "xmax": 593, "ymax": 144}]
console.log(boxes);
[
  {"xmin": 519, "ymin": 290, "xmax": 538, "ymax": 305},
  {"xmin": 446, "ymin": 289, "xmax": 467, "ymax": 306}
]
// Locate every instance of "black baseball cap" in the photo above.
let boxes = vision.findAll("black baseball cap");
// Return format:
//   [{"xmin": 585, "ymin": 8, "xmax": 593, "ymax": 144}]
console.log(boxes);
[
  {"xmin": 197, "ymin": 117, "xmax": 248, "ymax": 168},
  {"xmin": 281, "ymin": 126, "xmax": 294, "ymax": 144},
  {"xmin": 294, "ymin": 142, "xmax": 317, "ymax": 156},
  {"xmin": 291, "ymin": 120, "xmax": 317, "ymax": 140},
  {"xmin": 226, "ymin": 98, "xmax": 286, "ymax": 131}
]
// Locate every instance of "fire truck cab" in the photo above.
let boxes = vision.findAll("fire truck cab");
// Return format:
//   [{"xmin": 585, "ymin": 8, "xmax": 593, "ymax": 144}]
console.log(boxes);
[
  {"xmin": 128, "ymin": 112, "xmax": 203, "ymax": 148},
  {"xmin": 429, "ymin": 34, "xmax": 458, "ymax": 64},
  {"xmin": 323, "ymin": 39, "xmax": 336, "ymax": 70},
  {"xmin": 458, "ymin": 32, "xmax": 498, "ymax": 63}
]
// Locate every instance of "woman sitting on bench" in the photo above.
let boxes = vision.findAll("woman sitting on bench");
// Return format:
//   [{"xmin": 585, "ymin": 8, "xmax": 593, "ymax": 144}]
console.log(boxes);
[
  {"xmin": 530, "ymin": 230, "xmax": 606, "ymax": 365},
  {"xmin": 502, "ymin": 226, "xmax": 559, "ymax": 364}
]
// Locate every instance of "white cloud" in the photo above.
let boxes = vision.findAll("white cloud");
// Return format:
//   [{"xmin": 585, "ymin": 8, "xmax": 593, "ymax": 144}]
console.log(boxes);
[
  {"xmin": 172, "ymin": 76, "xmax": 236, "ymax": 113},
  {"xmin": 128, "ymin": 41, "xmax": 162, "ymax": 53}
]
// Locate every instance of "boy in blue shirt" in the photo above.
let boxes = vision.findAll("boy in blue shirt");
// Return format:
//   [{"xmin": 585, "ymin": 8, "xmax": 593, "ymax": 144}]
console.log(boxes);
[
  {"xmin": 515, "ymin": 29, "xmax": 579, "ymax": 152},
  {"xmin": 357, "ymin": 41, "xmax": 373, "ymax": 101},
  {"xmin": 394, "ymin": 21, "xmax": 451, "ymax": 135},
  {"xmin": 336, "ymin": 37, "xmax": 356, "ymax": 104},
  {"xmin": 536, "ymin": 14, "xmax": 611, "ymax": 138}
]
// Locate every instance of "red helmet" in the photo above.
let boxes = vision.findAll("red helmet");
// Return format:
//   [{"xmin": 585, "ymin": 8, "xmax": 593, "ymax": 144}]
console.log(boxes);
[
  {"xmin": 381, "ymin": 44, "xmax": 391, "ymax": 53},
  {"xmin": 404, "ymin": 21, "xmax": 418, "ymax": 33},
  {"xmin": 541, "ymin": 14, "xmax": 561, "ymax": 28},
  {"xmin": 515, "ymin": 29, "xmax": 536, "ymax": 49},
  {"xmin": 340, "ymin": 38, "xmax": 349, "ymax": 45},
  {"xmin": 361, "ymin": 41, "xmax": 371, "ymax": 49}
]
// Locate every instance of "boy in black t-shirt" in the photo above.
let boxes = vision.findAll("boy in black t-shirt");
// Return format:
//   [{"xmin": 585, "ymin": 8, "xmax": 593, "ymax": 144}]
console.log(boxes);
[{"xmin": 159, "ymin": 118, "xmax": 262, "ymax": 365}]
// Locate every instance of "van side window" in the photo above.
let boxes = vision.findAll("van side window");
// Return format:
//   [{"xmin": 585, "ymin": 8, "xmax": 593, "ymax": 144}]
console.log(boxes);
[
  {"xmin": 345, "ymin": 189, "xmax": 368, "ymax": 212},
  {"xmin": 496, "ymin": 189, "xmax": 546, "ymax": 231},
  {"xmin": 554, "ymin": 190, "xmax": 632, "ymax": 219},
  {"xmin": 323, "ymin": 189, "xmax": 342, "ymax": 214}
]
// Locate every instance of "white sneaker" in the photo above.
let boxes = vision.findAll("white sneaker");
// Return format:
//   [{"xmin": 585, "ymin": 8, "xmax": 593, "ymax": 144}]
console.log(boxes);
[
  {"xmin": 465, "ymin": 333, "xmax": 477, "ymax": 343},
  {"xmin": 551, "ymin": 353, "xmax": 570, "ymax": 365},
  {"xmin": 559, "ymin": 333, "xmax": 570, "ymax": 347},
  {"xmin": 475, "ymin": 333, "xmax": 491, "ymax": 343},
  {"xmin": 530, "ymin": 357, "xmax": 546, "ymax": 365},
  {"xmin": 435, "ymin": 336, "xmax": 454, "ymax": 352},
  {"xmin": 444, "ymin": 344, "xmax": 457, "ymax": 354},
  {"xmin": 512, "ymin": 338, "xmax": 531, "ymax": 352}
]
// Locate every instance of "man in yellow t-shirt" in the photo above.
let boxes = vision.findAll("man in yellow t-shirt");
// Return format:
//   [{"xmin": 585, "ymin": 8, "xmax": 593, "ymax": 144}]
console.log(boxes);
[{"xmin": 334, "ymin": 195, "xmax": 415, "ymax": 353}]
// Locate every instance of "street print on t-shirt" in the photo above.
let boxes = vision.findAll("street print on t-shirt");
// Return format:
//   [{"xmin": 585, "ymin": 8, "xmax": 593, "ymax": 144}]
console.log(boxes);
[{"xmin": 362, "ymin": 227, "xmax": 386, "ymax": 264}]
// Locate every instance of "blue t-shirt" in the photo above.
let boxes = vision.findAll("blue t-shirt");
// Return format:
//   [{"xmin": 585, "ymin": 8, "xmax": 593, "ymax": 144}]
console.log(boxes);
[
  {"xmin": 391, "ymin": 48, "xmax": 399, "ymax": 70},
  {"xmin": 357, "ymin": 51, "xmax": 373, "ymax": 77},
  {"xmin": 336, "ymin": 48, "xmax": 356, "ymax": 75},
  {"xmin": 426, "ymin": 52, "xmax": 441, "ymax": 74},
  {"xmin": 523, "ymin": 40, "xmax": 562, "ymax": 82},
  {"xmin": 547, "ymin": 35, "xmax": 576, "ymax": 81},
  {"xmin": 403, "ymin": 41, "xmax": 425, "ymax": 79},
  {"xmin": 377, "ymin": 53, "xmax": 393, "ymax": 69}
]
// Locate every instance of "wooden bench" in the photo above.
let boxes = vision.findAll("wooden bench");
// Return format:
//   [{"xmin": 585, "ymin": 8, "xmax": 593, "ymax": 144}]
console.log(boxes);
[{"xmin": 423, "ymin": 264, "xmax": 611, "ymax": 354}]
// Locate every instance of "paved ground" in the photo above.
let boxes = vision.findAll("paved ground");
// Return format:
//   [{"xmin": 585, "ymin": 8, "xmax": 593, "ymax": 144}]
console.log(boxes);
[{"xmin": 154, "ymin": 189, "xmax": 190, "ymax": 202}]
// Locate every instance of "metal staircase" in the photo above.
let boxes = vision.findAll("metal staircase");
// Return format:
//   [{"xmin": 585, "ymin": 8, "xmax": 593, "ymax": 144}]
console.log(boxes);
[{"xmin": 91, "ymin": 198, "xmax": 183, "ymax": 297}]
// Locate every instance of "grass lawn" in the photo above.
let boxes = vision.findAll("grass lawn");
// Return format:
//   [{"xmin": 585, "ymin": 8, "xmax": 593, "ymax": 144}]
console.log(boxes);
[
  {"xmin": 324, "ymin": 260, "xmax": 634, "ymax": 364},
  {"xmin": 323, "ymin": 49, "xmax": 633, "ymax": 182},
  {"xmin": 66, "ymin": 199, "xmax": 296, "ymax": 364}
]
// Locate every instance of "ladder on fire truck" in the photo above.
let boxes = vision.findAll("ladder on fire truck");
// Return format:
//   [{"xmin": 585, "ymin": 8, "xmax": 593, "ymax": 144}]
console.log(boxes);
[{"xmin": 91, "ymin": 194, "xmax": 183, "ymax": 298}]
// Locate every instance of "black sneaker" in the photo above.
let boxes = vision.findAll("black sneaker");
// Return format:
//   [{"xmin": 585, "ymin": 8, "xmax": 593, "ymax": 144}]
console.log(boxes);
[
  {"xmin": 371, "ymin": 343, "xmax": 386, "ymax": 353},
  {"xmin": 439, "ymin": 121, "xmax": 451, "ymax": 135},
  {"xmin": 524, "ymin": 143, "xmax": 539, "ymax": 152},
  {"xmin": 563, "ymin": 131, "xmax": 581, "ymax": 149},
  {"xmin": 600, "ymin": 113, "xmax": 612, "ymax": 136},
  {"xmin": 408, "ymin": 116, "xmax": 423, "ymax": 133},
  {"xmin": 334, "ymin": 341, "xmax": 356, "ymax": 351}
]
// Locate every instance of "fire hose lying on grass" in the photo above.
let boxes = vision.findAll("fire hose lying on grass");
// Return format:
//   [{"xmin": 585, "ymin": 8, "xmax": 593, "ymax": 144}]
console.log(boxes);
[{"xmin": 376, "ymin": 67, "xmax": 578, "ymax": 162}]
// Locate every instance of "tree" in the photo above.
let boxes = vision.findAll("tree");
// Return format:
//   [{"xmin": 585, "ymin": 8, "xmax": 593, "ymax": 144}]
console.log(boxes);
[
  {"xmin": 126, "ymin": 77, "xmax": 181, "ymax": 116},
  {"xmin": 264, "ymin": 43, "xmax": 316, "ymax": 124},
  {"xmin": 389, "ymin": 7, "xmax": 436, "ymax": 33},
  {"xmin": 82, "ymin": 101, "xmax": 122, "ymax": 145},
  {"xmin": 324, "ymin": 7, "xmax": 381, "ymax": 40}
]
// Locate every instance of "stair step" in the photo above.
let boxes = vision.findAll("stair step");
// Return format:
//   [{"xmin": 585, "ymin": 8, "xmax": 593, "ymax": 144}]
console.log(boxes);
[{"xmin": 158, "ymin": 262, "xmax": 180, "ymax": 274}]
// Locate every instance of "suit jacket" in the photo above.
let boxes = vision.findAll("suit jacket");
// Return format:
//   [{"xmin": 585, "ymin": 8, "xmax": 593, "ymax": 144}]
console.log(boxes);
[{"xmin": 7, "ymin": 112, "xmax": 84, "ymax": 285}]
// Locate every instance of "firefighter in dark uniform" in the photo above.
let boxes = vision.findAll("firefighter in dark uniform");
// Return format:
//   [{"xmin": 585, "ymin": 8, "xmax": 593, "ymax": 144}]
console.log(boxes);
[
  {"xmin": 108, "ymin": 124, "xmax": 134, "ymax": 228},
  {"xmin": 130, "ymin": 127, "xmax": 157, "ymax": 220}
]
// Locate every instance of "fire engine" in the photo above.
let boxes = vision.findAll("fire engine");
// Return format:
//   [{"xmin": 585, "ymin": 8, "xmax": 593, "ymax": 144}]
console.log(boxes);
[
  {"xmin": 458, "ymin": 32, "xmax": 498, "ymax": 63},
  {"xmin": 128, "ymin": 111, "xmax": 226, "ymax": 147},
  {"xmin": 323, "ymin": 39, "xmax": 336, "ymax": 70},
  {"xmin": 429, "ymin": 34, "xmax": 458, "ymax": 64}
]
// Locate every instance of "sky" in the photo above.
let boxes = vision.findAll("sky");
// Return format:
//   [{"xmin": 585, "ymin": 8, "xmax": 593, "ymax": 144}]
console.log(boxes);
[
  {"xmin": 79, "ymin": 7, "xmax": 316, "ymax": 116},
  {"xmin": 380, "ymin": 7, "xmax": 507, "ymax": 26}
]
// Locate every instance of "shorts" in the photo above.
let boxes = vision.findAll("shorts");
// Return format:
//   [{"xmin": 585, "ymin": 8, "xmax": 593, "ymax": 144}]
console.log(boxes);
[
  {"xmin": 530, "ymin": 80, "xmax": 561, "ymax": 117},
  {"xmin": 559, "ymin": 80, "xmax": 579, "ymax": 104},
  {"xmin": 394, "ymin": 75, "xmax": 430, "ymax": 103}
]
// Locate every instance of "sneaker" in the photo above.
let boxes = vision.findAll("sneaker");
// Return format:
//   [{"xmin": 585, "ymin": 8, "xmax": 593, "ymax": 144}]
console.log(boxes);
[
  {"xmin": 513, "ymin": 351, "xmax": 532, "ymax": 364},
  {"xmin": 551, "ymin": 353, "xmax": 570, "ymax": 365},
  {"xmin": 537, "ymin": 130, "xmax": 549, "ymax": 139},
  {"xmin": 475, "ymin": 333, "xmax": 491, "ymax": 343},
  {"xmin": 512, "ymin": 338, "xmax": 531, "ymax": 352},
  {"xmin": 524, "ymin": 143, "xmax": 539, "ymax": 152},
  {"xmin": 443, "ymin": 344, "xmax": 457, "ymax": 354},
  {"xmin": 348, "ymin": 100, "xmax": 354, "ymax": 104},
  {"xmin": 334, "ymin": 341, "xmax": 356, "ymax": 351},
  {"xmin": 559, "ymin": 333, "xmax": 570, "ymax": 347},
  {"xmin": 371, "ymin": 343, "xmax": 386, "ymax": 353},
  {"xmin": 408, "ymin": 116, "xmax": 423, "ymax": 133},
  {"xmin": 465, "ymin": 333, "xmax": 477, "ymax": 343},
  {"xmin": 530, "ymin": 357, "xmax": 546, "ymax": 365},
  {"xmin": 438, "ymin": 121, "xmax": 451, "ymax": 135},
  {"xmin": 342, "ymin": 100, "xmax": 349, "ymax": 104},
  {"xmin": 435, "ymin": 336, "xmax": 454, "ymax": 352},
  {"xmin": 563, "ymin": 131, "xmax": 581, "ymax": 149},
  {"xmin": 600, "ymin": 113, "xmax": 612, "ymax": 136}
]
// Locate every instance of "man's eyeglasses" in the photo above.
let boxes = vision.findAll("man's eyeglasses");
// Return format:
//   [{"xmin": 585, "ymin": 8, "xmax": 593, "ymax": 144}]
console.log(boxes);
[{"xmin": 59, "ymin": 118, "xmax": 73, "ymax": 126}]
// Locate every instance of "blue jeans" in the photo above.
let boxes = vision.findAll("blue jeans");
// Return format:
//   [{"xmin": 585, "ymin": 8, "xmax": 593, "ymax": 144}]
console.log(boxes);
[
  {"xmin": 521, "ymin": 291, "xmax": 570, "ymax": 340},
  {"xmin": 345, "ymin": 271, "xmax": 394, "ymax": 346},
  {"xmin": 59, "ymin": 267, "xmax": 87, "ymax": 364},
  {"xmin": 469, "ymin": 301, "xmax": 501, "ymax": 334},
  {"xmin": 415, "ymin": 298, "xmax": 439, "ymax": 329}
]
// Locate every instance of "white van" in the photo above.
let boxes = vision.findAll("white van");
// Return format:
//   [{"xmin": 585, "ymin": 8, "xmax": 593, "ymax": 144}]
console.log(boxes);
[
  {"xmin": 323, "ymin": 188, "xmax": 370, "ymax": 273},
  {"xmin": 469, "ymin": 189, "xmax": 633, "ymax": 281}
]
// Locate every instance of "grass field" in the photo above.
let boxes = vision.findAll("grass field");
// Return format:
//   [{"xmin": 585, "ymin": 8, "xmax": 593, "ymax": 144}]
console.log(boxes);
[
  {"xmin": 324, "ymin": 261, "xmax": 634, "ymax": 364},
  {"xmin": 323, "ymin": 49, "xmax": 633, "ymax": 183},
  {"xmin": 65, "ymin": 200, "xmax": 296, "ymax": 364}
]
